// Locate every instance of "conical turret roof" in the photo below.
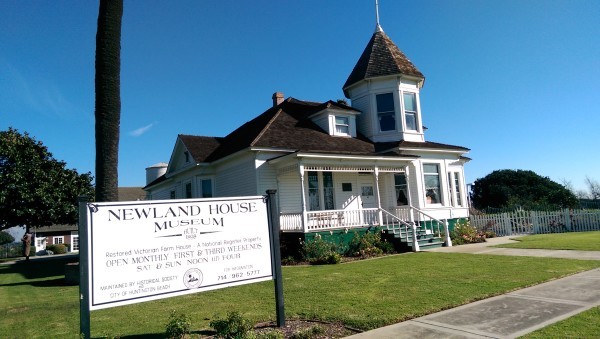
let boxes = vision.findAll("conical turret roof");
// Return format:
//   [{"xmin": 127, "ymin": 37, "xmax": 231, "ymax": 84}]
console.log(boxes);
[{"xmin": 343, "ymin": 30, "xmax": 424, "ymax": 95}]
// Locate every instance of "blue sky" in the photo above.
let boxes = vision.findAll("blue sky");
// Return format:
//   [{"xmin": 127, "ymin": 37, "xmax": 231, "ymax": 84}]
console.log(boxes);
[{"xmin": 1, "ymin": 0, "xmax": 599, "ymax": 191}]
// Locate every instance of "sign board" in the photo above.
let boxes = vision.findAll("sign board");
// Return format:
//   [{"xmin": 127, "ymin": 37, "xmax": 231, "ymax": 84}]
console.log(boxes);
[{"xmin": 85, "ymin": 196, "xmax": 272, "ymax": 310}]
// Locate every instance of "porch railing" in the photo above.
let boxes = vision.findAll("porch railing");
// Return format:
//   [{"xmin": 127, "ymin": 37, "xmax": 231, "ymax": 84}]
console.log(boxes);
[
  {"xmin": 390, "ymin": 206, "xmax": 447, "ymax": 237},
  {"xmin": 279, "ymin": 208, "xmax": 380, "ymax": 232}
]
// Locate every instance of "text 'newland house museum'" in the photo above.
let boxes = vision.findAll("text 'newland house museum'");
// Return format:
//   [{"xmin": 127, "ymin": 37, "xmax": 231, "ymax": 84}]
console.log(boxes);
[{"xmin": 144, "ymin": 23, "xmax": 471, "ymax": 251}]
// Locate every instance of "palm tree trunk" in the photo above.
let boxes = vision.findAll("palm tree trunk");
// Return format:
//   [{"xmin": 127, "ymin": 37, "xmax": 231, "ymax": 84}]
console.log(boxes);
[{"xmin": 94, "ymin": 0, "xmax": 123, "ymax": 202}]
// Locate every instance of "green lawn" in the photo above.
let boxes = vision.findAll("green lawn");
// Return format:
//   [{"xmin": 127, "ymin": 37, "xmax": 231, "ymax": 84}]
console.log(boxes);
[
  {"xmin": 498, "ymin": 231, "xmax": 600, "ymax": 251},
  {"xmin": 1, "ymin": 253, "xmax": 599, "ymax": 338},
  {"xmin": 520, "ymin": 306, "xmax": 600, "ymax": 339}
]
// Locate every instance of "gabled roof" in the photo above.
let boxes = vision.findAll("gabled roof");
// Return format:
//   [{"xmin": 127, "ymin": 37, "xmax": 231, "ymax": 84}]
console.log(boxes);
[
  {"xmin": 343, "ymin": 30, "xmax": 424, "ymax": 94},
  {"xmin": 145, "ymin": 96, "xmax": 470, "ymax": 190}
]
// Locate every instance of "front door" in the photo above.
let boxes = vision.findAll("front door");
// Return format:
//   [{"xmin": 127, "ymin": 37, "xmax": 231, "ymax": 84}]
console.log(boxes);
[{"xmin": 358, "ymin": 176, "xmax": 377, "ymax": 225}]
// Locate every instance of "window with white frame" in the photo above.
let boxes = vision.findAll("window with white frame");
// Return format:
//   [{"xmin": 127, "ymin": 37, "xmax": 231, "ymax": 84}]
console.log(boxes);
[
  {"xmin": 394, "ymin": 173, "xmax": 408, "ymax": 205},
  {"xmin": 403, "ymin": 92, "xmax": 418, "ymax": 131},
  {"xmin": 453, "ymin": 172, "xmax": 463, "ymax": 206},
  {"xmin": 376, "ymin": 93, "xmax": 396, "ymax": 132},
  {"xmin": 423, "ymin": 163, "xmax": 441, "ymax": 204},
  {"xmin": 54, "ymin": 236, "xmax": 64, "ymax": 245},
  {"xmin": 72, "ymin": 235, "xmax": 79, "ymax": 251},
  {"xmin": 307, "ymin": 171, "xmax": 320, "ymax": 211},
  {"xmin": 334, "ymin": 116, "xmax": 349, "ymax": 135}
]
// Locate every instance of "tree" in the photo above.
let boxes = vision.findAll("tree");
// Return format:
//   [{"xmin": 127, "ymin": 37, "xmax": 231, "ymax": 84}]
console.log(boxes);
[
  {"xmin": 471, "ymin": 169, "xmax": 579, "ymax": 210},
  {"xmin": 0, "ymin": 231, "xmax": 15, "ymax": 245},
  {"xmin": 95, "ymin": 0, "xmax": 123, "ymax": 202},
  {"xmin": 0, "ymin": 128, "xmax": 95, "ymax": 232},
  {"xmin": 584, "ymin": 176, "xmax": 600, "ymax": 200}
]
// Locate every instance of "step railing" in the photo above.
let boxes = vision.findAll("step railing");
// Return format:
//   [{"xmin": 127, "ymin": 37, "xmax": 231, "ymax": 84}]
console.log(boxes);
[
  {"xmin": 380, "ymin": 208, "xmax": 421, "ymax": 252},
  {"xmin": 407, "ymin": 207, "xmax": 452, "ymax": 247}
]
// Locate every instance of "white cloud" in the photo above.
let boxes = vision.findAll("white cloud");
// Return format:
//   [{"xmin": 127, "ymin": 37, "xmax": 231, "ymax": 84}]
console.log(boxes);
[{"xmin": 130, "ymin": 122, "xmax": 156, "ymax": 137}]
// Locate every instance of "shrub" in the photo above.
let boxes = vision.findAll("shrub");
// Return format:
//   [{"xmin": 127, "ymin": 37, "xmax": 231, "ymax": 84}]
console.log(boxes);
[
  {"xmin": 46, "ymin": 244, "xmax": 67, "ymax": 254},
  {"xmin": 450, "ymin": 220, "xmax": 494, "ymax": 245},
  {"xmin": 346, "ymin": 228, "xmax": 394, "ymax": 258},
  {"xmin": 210, "ymin": 311, "xmax": 255, "ymax": 339},
  {"xmin": 165, "ymin": 310, "xmax": 191, "ymax": 339},
  {"xmin": 290, "ymin": 325, "xmax": 325, "ymax": 339},
  {"xmin": 301, "ymin": 234, "xmax": 341, "ymax": 265}
]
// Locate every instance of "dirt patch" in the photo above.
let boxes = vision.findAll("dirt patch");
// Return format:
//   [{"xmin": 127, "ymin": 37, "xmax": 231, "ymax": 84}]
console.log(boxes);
[{"xmin": 253, "ymin": 319, "xmax": 361, "ymax": 338}]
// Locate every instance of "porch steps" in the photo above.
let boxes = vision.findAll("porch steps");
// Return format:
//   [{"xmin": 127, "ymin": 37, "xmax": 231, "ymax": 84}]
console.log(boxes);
[{"xmin": 382, "ymin": 224, "xmax": 444, "ymax": 251}]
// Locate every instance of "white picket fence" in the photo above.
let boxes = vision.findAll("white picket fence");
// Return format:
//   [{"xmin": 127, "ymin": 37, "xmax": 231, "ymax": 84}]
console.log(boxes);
[{"xmin": 470, "ymin": 209, "xmax": 600, "ymax": 236}]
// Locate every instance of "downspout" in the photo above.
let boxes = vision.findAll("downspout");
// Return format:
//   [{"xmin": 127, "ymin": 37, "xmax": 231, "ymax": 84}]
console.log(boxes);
[{"xmin": 298, "ymin": 162, "xmax": 308, "ymax": 233}]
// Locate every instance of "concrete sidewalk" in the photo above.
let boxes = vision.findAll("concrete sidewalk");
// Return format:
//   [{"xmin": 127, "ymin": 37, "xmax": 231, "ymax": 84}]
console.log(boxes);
[{"xmin": 346, "ymin": 237, "xmax": 600, "ymax": 338}]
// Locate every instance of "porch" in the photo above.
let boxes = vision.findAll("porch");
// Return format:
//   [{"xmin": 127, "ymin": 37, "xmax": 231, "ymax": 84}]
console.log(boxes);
[{"xmin": 279, "ymin": 206, "xmax": 452, "ymax": 251}]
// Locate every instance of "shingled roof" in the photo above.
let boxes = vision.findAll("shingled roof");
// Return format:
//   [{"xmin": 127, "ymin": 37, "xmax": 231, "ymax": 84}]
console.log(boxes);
[
  {"xmin": 175, "ymin": 98, "xmax": 468, "ymax": 168},
  {"xmin": 343, "ymin": 30, "xmax": 424, "ymax": 94}
]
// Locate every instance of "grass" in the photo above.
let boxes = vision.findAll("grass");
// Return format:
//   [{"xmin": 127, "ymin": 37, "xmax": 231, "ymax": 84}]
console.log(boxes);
[
  {"xmin": 1, "ymin": 253, "xmax": 599, "ymax": 338},
  {"xmin": 497, "ymin": 231, "xmax": 600, "ymax": 251},
  {"xmin": 520, "ymin": 306, "xmax": 600, "ymax": 339}
]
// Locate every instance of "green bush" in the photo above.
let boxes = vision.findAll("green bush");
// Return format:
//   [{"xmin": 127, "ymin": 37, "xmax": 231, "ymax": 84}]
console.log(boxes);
[
  {"xmin": 301, "ymin": 235, "xmax": 341, "ymax": 265},
  {"xmin": 210, "ymin": 311, "xmax": 255, "ymax": 339},
  {"xmin": 165, "ymin": 310, "xmax": 191, "ymax": 339},
  {"xmin": 450, "ymin": 220, "xmax": 495, "ymax": 245},
  {"xmin": 46, "ymin": 244, "xmax": 67, "ymax": 254},
  {"xmin": 346, "ymin": 229, "xmax": 394, "ymax": 258},
  {"xmin": 290, "ymin": 325, "xmax": 325, "ymax": 339}
]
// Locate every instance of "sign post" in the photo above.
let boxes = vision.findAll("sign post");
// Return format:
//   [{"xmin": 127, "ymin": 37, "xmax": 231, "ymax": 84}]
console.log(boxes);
[
  {"xmin": 266, "ymin": 190, "xmax": 285, "ymax": 326},
  {"xmin": 78, "ymin": 196, "xmax": 90, "ymax": 339}
]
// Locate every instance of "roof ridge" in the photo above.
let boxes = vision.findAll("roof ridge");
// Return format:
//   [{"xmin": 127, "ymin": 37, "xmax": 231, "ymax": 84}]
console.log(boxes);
[{"xmin": 250, "ymin": 108, "xmax": 283, "ymax": 147}]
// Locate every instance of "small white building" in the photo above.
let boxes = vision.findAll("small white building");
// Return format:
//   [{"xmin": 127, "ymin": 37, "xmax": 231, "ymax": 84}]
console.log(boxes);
[{"xmin": 145, "ymin": 26, "xmax": 470, "ymax": 250}]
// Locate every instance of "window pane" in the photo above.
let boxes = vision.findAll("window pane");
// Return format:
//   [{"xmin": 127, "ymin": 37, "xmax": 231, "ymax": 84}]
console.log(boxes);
[
  {"xmin": 394, "ymin": 173, "xmax": 408, "ymax": 205},
  {"xmin": 335, "ymin": 116, "xmax": 348, "ymax": 125},
  {"xmin": 454, "ymin": 172, "xmax": 462, "ymax": 206},
  {"xmin": 201, "ymin": 180, "xmax": 212, "ymax": 198},
  {"xmin": 185, "ymin": 183, "xmax": 192, "ymax": 198},
  {"xmin": 308, "ymin": 172, "xmax": 320, "ymax": 210},
  {"xmin": 405, "ymin": 112, "xmax": 417, "ymax": 130},
  {"xmin": 423, "ymin": 164, "xmax": 439, "ymax": 174},
  {"xmin": 308, "ymin": 172, "xmax": 319, "ymax": 189},
  {"xmin": 376, "ymin": 93, "xmax": 394, "ymax": 112},
  {"xmin": 336, "ymin": 125, "xmax": 349, "ymax": 134},
  {"xmin": 403, "ymin": 92, "xmax": 416, "ymax": 111},
  {"xmin": 379, "ymin": 113, "xmax": 396, "ymax": 131}
]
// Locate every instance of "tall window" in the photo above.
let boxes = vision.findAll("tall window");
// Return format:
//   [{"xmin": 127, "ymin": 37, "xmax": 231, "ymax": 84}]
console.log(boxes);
[
  {"xmin": 170, "ymin": 190, "xmax": 176, "ymax": 199},
  {"xmin": 453, "ymin": 172, "xmax": 463, "ymax": 206},
  {"xmin": 307, "ymin": 171, "xmax": 320, "ymax": 210},
  {"xmin": 335, "ymin": 116, "xmax": 349, "ymax": 135},
  {"xmin": 323, "ymin": 172, "xmax": 335, "ymax": 210},
  {"xmin": 403, "ymin": 92, "xmax": 418, "ymax": 131},
  {"xmin": 72, "ymin": 235, "xmax": 79, "ymax": 251},
  {"xmin": 185, "ymin": 182, "xmax": 192, "ymax": 198},
  {"xmin": 394, "ymin": 173, "xmax": 408, "ymax": 205},
  {"xmin": 423, "ymin": 164, "xmax": 441, "ymax": 204},
  {"xmin": 376, "ymin": 93, "xmax": 396, "ymax": 132},
  {"xmin": 201, "ymin": 179, "xmax": 213, "ymax": 198}
]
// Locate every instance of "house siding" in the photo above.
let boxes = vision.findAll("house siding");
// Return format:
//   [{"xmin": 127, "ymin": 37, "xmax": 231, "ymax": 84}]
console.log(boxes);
[
  {"xmin": 277, "ymin": 171, "xmax": 303, "ymax": 213},
  {"xmin": 215, "ymin": 153, "xmax": 257, "ymax": 197},
  {"xmin": 352, "ymin": 95, "xmax": 370, "ymax": 138}
]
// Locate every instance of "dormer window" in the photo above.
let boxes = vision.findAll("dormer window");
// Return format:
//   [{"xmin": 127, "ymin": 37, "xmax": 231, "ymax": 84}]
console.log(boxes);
[
  {"xmin": 376, "ymin": 93, "xmax": 396, "ymax": 132},
  {"xmin": 335, "ymin": 116, "xmax": 350, "ymax": 135},
  {"xmin": 403, "ymin": 92, "xmax": 418, "ymax": 131}
]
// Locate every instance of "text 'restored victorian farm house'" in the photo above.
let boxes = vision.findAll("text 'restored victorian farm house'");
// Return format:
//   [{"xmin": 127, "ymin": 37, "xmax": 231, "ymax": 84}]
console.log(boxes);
[{"xmin": 144, "ymin": 24, "xmax": 470, "ymax": 251}]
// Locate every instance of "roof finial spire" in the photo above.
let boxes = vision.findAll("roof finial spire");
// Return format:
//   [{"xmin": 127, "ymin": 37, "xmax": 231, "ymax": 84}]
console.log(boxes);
[{"xmin": 375, "ymin": 0, "xmax": 383, "ymax": 32}]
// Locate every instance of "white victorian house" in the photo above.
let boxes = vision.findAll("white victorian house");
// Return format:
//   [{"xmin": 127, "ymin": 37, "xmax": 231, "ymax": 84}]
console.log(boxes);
[{"xmin": 145, "ymin": 26, "xmax": 470, "ymax": 251}]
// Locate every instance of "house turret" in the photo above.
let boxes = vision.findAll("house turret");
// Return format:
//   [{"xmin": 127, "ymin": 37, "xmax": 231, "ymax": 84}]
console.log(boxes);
[{"xmin": 343, "ymin": 27, "xmax": 426, "ymax": 143}]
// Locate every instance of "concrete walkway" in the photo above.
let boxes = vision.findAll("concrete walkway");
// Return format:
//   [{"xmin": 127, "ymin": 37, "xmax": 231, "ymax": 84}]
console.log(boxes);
[{"xmin": 346, "ymin": 237, "xmax": 600, "ymax": 338}]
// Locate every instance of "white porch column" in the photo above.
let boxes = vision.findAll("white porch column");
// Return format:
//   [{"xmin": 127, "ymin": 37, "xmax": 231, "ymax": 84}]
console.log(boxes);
[
  {"xmin": 443, "ymin": 220, "xmax": 452, "ymax": 247},
  {"xmin": 405, "ymin": 165, "xmax": 415, "ymax": 225},
  {"xmin": 373, "ymin": 166, "xmax": 382, "ymax": 225},
  {"xmin": 298, "ymin": 162, "xmax": 308, "ymax": 233}
]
